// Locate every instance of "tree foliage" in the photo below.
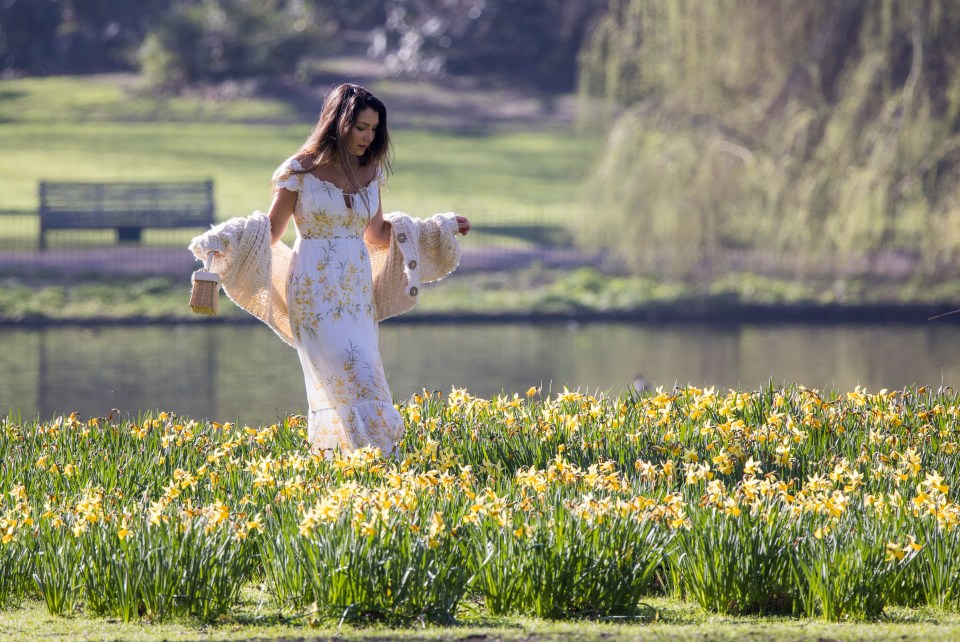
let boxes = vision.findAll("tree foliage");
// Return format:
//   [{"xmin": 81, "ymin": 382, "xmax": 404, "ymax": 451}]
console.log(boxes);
[
  {"xmin": 0, "ymin": 0, "xmax": 168, "ymax": 74},
  {"xmin": 0, "ymin": 0, "xmax": 607, "ymax": 92},
  {"xmin": 136, "ymin": 0, "xmax": 331, "ymax": 90},
  {"xmin": 578, "ymin": 0, "xmax": 960, "ymax": 279},
  {"xmin": 369, "ymin": 0, "xmax": 606, "ymax": 90}
]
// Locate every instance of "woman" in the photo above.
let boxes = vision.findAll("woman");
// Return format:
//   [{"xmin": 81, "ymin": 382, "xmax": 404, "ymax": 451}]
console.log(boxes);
[{"xmin": 267, "ymin": 83, "xmax": 470, "ymax": 458}]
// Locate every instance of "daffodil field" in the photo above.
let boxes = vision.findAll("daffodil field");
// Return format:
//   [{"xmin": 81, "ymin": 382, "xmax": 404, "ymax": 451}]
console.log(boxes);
[{"xmin": 2, "ymin": 384, "xmax": 960, "ymax": 625}]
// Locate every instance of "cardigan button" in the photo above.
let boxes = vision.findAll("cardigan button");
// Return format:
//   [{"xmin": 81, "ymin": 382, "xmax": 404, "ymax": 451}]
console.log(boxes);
[
  {"xmin": 396, "ymin": 233, "xmax": 407, "ymax": 243},
  {"xmin": 408, "ymin": 259, "xmax": 417, "ymax": 269},
  {"xmin": 409, "ymin": 286, "xmax": 419, "ymax": 296}
]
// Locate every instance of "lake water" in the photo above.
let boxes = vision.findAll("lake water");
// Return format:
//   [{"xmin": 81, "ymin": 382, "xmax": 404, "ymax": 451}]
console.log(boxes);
[{"xmin": 2, "ymin": 321, "xmax": 960, "ymax": 426}]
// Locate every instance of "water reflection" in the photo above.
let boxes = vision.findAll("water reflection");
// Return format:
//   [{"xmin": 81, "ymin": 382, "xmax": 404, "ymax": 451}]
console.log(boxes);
[{"xmin": 1, "ymin": 322, "xmax": 959, "ymax": 426}]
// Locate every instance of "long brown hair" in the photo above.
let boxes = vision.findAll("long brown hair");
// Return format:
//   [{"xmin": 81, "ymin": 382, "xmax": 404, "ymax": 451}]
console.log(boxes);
[{"xmin": 288, "ymin": 83, "xmax": 392, "ymax": 193}]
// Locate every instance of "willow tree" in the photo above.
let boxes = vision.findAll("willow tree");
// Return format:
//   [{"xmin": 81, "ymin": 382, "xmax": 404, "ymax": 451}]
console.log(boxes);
[{"xmin": 577, "ymin": 0, "xmax": 960, "ymax": 279}]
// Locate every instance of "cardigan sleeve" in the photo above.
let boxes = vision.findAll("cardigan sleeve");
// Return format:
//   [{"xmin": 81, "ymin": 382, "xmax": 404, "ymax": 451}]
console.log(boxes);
[{"xmin": 417, "ymin": 212, "xmax": 462, "ymax": 283}]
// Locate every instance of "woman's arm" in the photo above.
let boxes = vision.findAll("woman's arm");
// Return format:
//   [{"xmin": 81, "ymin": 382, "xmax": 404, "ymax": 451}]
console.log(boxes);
[
  {"xmin": 362, "ymin": 184, "xmax": 472, "ymax": 247},
  {"xmin": 363, "ymin": 186, "xmax": 392, "ymax": 247},
  {"xmin": 268, "ymin": 187, "xmax": 298, "ymax": 245}
]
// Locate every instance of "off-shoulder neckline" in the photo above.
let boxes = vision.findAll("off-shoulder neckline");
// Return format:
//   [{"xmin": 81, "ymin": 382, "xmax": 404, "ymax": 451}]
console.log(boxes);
[{"xmin": 290, "ymin": 158, "xmax": 380, "ymax": 194}]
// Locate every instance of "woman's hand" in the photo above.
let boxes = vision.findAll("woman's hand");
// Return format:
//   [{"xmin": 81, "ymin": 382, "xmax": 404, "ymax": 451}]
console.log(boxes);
[{"xmin": 456, "ymin": 215, "xmax": 471, "ymax": 235}]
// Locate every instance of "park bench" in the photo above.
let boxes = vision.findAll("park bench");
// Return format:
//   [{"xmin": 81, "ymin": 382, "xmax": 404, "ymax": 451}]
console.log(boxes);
[{"xmin": 38, "ymin": 180, "xmax": 215, "ymax": 250}]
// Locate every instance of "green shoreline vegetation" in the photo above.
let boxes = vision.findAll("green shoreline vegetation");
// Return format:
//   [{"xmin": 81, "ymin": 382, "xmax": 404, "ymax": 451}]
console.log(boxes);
[{"xmin": 3, "ymin": 268, "xmax": 960, "ymax": 324}]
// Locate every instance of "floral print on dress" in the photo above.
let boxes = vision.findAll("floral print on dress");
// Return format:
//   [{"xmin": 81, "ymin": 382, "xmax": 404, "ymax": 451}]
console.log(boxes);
[{"xmin": 274, "ymin": 157, "xmax": 402, "ymax": 457}]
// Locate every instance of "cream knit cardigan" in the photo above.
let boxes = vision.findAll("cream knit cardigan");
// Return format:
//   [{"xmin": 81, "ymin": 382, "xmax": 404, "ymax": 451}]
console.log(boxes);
[{"xmin": 188, "ymin": 210, "xmax": 461, "ymax": 347}]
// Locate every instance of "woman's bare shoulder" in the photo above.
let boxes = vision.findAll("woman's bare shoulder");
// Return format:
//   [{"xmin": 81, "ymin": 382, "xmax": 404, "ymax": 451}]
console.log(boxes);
[
  {"xmin": 289, "ymin": 155, "xmax": 313, "ymax": 170},
  {"xmin": 359, "ymin": 164, "xmax": 379, "ymax": 185}
]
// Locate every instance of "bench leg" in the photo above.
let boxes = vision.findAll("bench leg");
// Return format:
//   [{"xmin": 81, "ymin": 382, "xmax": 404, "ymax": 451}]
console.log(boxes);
[{"xmin": 117, "ymin": 227, "xmax": 143, "ymax": 243}]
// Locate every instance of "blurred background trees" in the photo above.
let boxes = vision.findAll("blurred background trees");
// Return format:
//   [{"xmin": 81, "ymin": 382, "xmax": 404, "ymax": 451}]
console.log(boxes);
[
  {"xmin": 578, "ymin": 0, "xmax": 960, "ymax": 279},
  {"xmin": 369, "ymin": 0, "xmax": 606, "ymax": 90},
  {"xmin": 3, "ymin": 0, "xmax": 959, "ymax": 282},
  {"xmin": 0, "ymin": 0, "xmax": 606, "ymax": 91},
  {"xmin": 135, "ymin": 0, "xmax": 329, "ymax": 89},
  {"xmin": 0, "ymin": 0, "xmax": 168, "ymax": 74}
]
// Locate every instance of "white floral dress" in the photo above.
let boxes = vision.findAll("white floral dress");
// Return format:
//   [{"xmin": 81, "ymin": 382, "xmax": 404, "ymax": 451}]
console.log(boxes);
[{"xmin": 273, "ymin": 157, "xmax": 403, "ymax": 457}]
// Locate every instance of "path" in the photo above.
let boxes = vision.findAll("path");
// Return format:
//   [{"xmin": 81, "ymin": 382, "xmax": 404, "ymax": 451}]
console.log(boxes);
[{"xmin": 0, "ymin": 245, "xmax": 602, "ymax": 278}]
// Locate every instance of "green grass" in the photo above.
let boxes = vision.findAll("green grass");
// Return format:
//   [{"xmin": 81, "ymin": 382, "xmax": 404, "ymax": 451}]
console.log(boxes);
[
  {"xmin": 0, "ymin": 74, "xmax": 300, "ymax": 124},
  {"xmin": 5, "ymin": 267, "xmax": 960, "ymax": 322},
  {"xmin": 3, "ymin": 594, "xmax": 960, "ymax": 642},
  {"xmin": 0, "ymin": 75, "xmax": 600, "ymax": 249},
  {"xmin": 0, "ymin": 277, "xmax": 195, "ymax": 321}
]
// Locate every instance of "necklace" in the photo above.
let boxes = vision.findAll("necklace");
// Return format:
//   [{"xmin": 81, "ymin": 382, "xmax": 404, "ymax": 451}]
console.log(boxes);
[{"xmin": 332, "ymin": 163, "xmax": 359, "ymax": 193}]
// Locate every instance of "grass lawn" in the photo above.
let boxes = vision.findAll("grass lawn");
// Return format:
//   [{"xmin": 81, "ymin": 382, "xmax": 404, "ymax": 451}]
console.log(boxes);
[
  {"xmin": 4, "ymin": 595, "xmax": 960, "ymax": 642},
  {"xmin": 0, "ymin": 74, "xmax": 599, "ymax": 250}
]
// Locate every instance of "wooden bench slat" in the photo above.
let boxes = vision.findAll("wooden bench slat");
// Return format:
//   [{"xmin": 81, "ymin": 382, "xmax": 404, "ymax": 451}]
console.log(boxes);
[
  {"xmin": 42, "ymin": 182, "xmax": 209, "ymax": 189},
  {"xmin": 38, "ymin": 180, "xmax": 215, "ymax": 250},
  {"xmin": 42, "ymin": 212, "xmax": 213, "ymax": 225},
  {"xmin": 43, "ymin": 202, "xmax": 212, "ymax": 209}
]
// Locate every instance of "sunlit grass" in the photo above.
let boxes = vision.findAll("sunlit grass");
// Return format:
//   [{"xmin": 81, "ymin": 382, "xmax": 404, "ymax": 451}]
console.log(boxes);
[
  {"xmin": 4, "ymin": 595, "xmax": 960, "ymax": 642},
  {"xmin": 0, "ymin": 75, "xmax": 600, "ymax": 251},
  {"xmin": 0, "ymin": 74, "xmax": 299, "ymax": 124}
]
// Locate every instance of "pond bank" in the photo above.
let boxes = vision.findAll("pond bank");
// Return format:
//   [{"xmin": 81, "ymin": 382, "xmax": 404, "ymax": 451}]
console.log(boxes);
[
  {"xmin": 3, "ymin": 301, "xmax": 960, "ymax": 327},
  {"xmin": 3, "ymin": 266, "xmax": 960, "ymax": 326}
]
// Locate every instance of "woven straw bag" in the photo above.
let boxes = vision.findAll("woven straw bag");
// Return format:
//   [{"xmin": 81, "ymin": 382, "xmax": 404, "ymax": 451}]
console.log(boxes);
[
  {"xmin": 189, "ymin": 211, "xmax": 295, "ymax": 346},
  {"xmin": 189, "ymin": 252, "xmax": 221, "ymax": 315}
]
